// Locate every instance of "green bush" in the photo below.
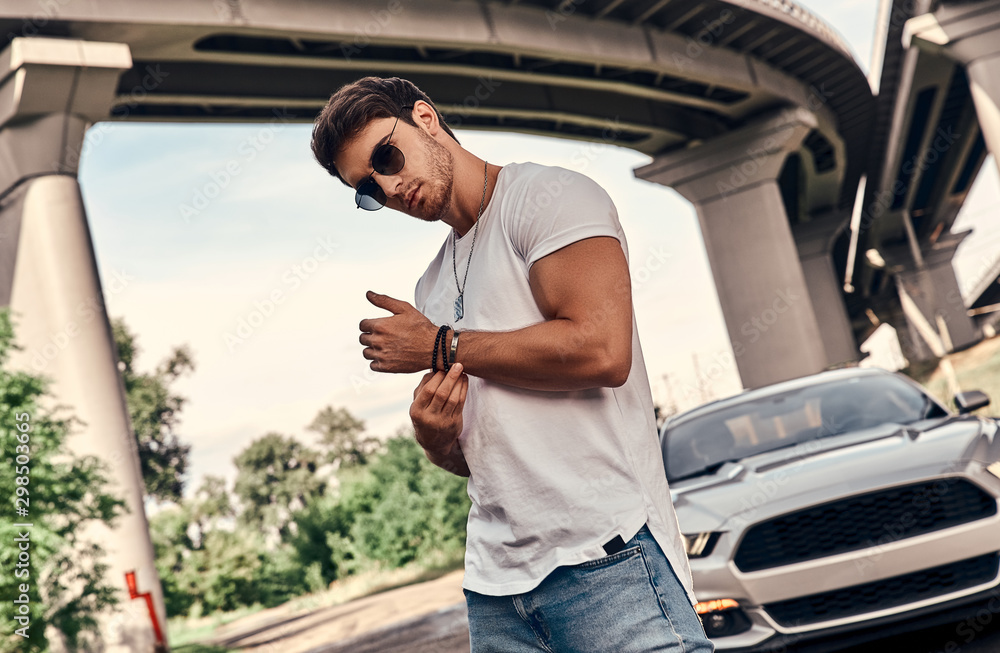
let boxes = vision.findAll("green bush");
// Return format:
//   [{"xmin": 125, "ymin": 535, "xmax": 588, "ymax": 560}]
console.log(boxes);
[
  {"xmin": 253, "ymin": 542, "xmax": 309, "ymax": 608},
  {"xmin": 293, "ymin": 434, "xmax": 471, "ymax": 578},
  {"xmin": 153, "ymin": 427, "xmax": 471, "ymax": 618},
  {"xmin": 149, "ymin": 504, "xmax": 199, "ymax": 618},
  {"xmin": 287, "ymin": 494, "xmax": 352, "ymax": 585},
  {"xmin": 0, "ymin": 309, "xmax": 127, "ymax": 652}
]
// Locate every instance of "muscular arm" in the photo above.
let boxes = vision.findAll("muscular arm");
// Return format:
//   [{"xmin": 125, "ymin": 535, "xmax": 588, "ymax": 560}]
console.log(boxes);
[
  {"xmin": 449, "ymin": 236, "xmax": 633, "ymax": 391},
  {"xmin": 407, "ymin": 238, "xmax": 630, "ymax": 474},
  {"xmin": 363, "ymin": 236, "xmax": 634, "ymax": 392}
]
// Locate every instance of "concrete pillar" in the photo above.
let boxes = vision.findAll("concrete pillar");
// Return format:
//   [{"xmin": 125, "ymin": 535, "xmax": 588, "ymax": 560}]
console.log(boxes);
[
  {"xmin": 0, "ymin": 38, "xmax": 168, "ymax": 652},
  {"xmin": 792, "ymin": 212, "xmax": 860, "ymax": 368},
  {"xmin": 635, "ymin": 108, "xmax": 830, "ymax": 389},
  {"xmin": 905, "ymin": 2, "xmax": 1000, "ymax": 159},
  {"xmin": 883, "ymin": 230, "xmax": 980, "ymax": 360}
]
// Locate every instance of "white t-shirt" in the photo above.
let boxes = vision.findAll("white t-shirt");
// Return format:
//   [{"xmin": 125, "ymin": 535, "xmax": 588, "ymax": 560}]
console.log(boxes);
[{"xmin": 414, "ymin": 161, "xmax": 696, "ymax": 603}]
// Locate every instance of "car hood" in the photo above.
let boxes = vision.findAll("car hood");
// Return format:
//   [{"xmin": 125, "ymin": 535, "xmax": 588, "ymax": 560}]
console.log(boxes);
[{"xmin": 669, "ymin": 416, "xmax": 998, "ymax": 533}]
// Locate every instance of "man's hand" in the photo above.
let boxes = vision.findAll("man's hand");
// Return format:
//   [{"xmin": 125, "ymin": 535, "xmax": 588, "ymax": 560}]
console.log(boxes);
[
  {"xmin": 359, "ymin": 290, "xmax": 439, "ymax": 373},
  {"xmin": 410, "ymin": 363, "xmax": 468, "ymax": 457}
]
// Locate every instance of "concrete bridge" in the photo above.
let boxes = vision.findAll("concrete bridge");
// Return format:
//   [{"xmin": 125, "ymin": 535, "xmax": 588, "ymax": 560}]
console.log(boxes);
[
  {"xmin": 1, "ymin": 1, "xmax": 998, "ymax": 649},
  {"xmin": 850, "ymin": 0, "xmax": 1000, "ymax": 364}
]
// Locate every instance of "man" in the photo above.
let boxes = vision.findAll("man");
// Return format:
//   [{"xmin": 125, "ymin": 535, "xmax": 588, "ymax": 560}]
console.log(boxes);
[{"xmin": 311, "ymin": 76, "xmax": 713, "ymax": 652}]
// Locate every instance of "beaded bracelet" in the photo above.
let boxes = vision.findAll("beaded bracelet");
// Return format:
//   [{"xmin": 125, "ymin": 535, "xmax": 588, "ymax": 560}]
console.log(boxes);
[
  {"xmin": 439, "ymin": 326, "xmax": 451, "ymax": 373},
  {"xmin": 432, "ymin": 324, "xmax": 450, "ymax": 373}
]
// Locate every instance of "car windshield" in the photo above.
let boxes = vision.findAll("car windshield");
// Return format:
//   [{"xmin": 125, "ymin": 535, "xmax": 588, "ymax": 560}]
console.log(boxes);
[{"xmin": 662, "ymin": 374, "xmax": 946, "ymax": 482}]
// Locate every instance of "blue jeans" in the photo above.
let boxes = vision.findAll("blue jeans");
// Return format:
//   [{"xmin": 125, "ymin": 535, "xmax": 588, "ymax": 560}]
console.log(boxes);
[{"xmin": 464, "ymin": 525, "xmax": 715, "ymax": 652}]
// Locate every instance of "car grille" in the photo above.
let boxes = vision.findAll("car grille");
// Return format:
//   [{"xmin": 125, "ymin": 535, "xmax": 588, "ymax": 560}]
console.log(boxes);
[
  {"xmin": 734, "ymin": 479, "xmax": 997, "ymax": 572},
  {"xmin": 764, "ymin": 552, "xmax": 1000, "ymax": 627}
]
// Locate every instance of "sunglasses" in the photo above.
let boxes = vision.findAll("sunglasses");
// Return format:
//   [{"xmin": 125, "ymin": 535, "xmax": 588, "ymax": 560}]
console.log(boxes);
[{"xmin": 354, "ymin": 105, "xmax": 412, "ymax": 211}]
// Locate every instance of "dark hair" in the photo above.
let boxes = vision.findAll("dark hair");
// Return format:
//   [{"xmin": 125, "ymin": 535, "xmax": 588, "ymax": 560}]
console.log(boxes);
[{"xmin": 310, "ymin": 76, "xmax": 461, "ymax": 188}]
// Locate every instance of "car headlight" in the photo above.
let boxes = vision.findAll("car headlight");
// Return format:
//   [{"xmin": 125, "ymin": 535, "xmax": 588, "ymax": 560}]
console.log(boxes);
[
  {"xmin": 695, "ymin": 599, "xmax": 753, "ymax": 638},
  {"xmin": 683, "ymin": 532, "xmax": 721, "ymax": 558},
  {"xmin": 987, "ymin": 461, "xmax": 1000, "ymax": 481}
]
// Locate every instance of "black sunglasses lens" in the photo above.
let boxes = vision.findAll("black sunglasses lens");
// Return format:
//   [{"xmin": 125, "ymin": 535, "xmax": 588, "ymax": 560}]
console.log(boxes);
[
  {"xmin": 355, "ymin": 179, "xmax": 386, "ymax": 210},
  {"xmin": 371, "ymin": 143, "xmax": 404, "ymax": 176}
]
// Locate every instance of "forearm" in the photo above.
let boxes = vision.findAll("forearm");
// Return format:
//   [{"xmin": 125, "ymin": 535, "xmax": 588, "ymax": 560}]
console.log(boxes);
[
  {"xmin": 445, "ymin": 319, "xmax": 630, "ymax": 392},
  {"xmin": 423, "ymin": 440, "xmax": 471, "ymax": 477}
]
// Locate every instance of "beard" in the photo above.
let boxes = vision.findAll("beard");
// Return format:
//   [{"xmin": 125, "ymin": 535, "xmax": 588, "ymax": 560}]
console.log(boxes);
[{"xmin": 412, "ymin": 129, "xmax": 454, "ymax": 223}]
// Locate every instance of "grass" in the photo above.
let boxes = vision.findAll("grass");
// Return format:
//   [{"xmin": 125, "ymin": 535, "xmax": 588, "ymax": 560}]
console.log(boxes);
[
  {"xmin": 167, "ymin": 546, "xmax": 465, "ymax": 649},
  {"xmin": 902, "ymin": 335, "xmax": 1000, "ymax": 415},
  {"xmin": 282, "ymin": 546, "xmax": 465, "ymax": 611},
  {"xmin": 167, "ymin": 602, "xmax": 268, "ymax": 649}
]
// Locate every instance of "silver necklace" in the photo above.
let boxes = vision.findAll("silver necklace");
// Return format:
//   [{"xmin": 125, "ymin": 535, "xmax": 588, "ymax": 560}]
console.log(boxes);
[{"xmin": 452, "ymin": 160, "xmax": 489, "ymax": 321}]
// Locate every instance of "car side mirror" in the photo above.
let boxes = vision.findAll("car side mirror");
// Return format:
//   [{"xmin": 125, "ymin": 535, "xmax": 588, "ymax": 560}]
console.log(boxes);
[{"xmin": 954, "ymin": 390, "xmax": 990, "ymax": 415}]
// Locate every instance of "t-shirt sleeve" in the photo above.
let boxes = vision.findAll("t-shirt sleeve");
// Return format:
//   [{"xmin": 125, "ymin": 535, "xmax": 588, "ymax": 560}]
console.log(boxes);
[
  {"xmin": 414, "ymin": 276, "xmax": 426, "ymax": 313},
  {"xmin": 507, "ymin": 166, "xmax": 624, "ymax": 271}
]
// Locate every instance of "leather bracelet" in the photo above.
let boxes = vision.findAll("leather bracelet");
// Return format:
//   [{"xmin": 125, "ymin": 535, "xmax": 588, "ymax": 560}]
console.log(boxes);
[{"xmin": 449, "ymin": 330, "xmax": 460, "ymax": 367}]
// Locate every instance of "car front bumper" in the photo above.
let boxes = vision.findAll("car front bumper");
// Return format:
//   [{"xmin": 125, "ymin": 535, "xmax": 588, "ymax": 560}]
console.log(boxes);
[{"xmin": 695, "ymin": 474, "xmax": 1000, "ymax": 651}]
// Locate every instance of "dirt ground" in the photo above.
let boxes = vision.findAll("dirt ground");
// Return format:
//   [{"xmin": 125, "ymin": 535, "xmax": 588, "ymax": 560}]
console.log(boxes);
[{"xmin": 205, "ymin": 570, "xmax": 468, "ymax": 653}]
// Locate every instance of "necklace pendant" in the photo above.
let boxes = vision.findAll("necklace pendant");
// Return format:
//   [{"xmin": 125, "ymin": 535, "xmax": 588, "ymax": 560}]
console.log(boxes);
[{"xmin": 454, "ymin": 294, "xmax": 464, "ymax": 321}]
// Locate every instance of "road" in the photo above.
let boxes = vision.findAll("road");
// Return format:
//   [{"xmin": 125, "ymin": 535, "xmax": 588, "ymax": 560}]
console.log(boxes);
[
  {"xmin": 304, "ymin": 600, "xmax": 1000, "ymax": 653},
  {"xmin": 207, "ymin": 566, "xmax": 1000, "ymax": 653},
  {"xmin": 845, "ymin": 611, "xmax": 1000, "ymax": 653}
]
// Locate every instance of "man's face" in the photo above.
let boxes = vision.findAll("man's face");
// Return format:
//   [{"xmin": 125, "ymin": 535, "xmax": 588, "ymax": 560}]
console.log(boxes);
[{"xmin": 334, "ymin": 108, "xmax": 454, "ymax": 222}]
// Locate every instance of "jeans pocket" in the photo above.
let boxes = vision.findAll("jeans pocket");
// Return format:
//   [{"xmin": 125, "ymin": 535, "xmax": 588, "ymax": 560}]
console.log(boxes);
[{"xmin": 572, "ymin": 545, "xmax": 641, "ymax": 569}]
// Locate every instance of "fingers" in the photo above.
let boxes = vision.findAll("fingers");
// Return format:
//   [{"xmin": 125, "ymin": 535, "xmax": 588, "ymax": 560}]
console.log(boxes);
[
  {"xmin": 417, "ymin": 370, "xmax": 448, "ymax": 406},
  {"xmin": 413, "ymin": 372, "xmax": 433, "ymax": 400},
  {"xmin": 366, "ymin": 290, "xmax": 410, "ymax": 315},
  {"xmin": 427, "ymin": 363, "xmax": 464, "ymax": 413},
  {"xmin": 446, "ymin": 373, "xmax": 468, "ymax": 417}
]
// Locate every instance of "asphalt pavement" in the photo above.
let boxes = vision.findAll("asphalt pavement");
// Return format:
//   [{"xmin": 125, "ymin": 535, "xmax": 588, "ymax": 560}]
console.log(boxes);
[{"xmin": 301, "ymin": 600, "xmax": 1000, "ymax": 653}]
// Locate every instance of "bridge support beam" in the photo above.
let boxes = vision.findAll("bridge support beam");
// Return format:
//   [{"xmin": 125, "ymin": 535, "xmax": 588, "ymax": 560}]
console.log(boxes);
[
  {"xmin": 0, "ymin": 38, "xmax": 167, "ymax": 652},
  {"xmin": 906, "ymin": 2, "xmax": 1000, "ymax": 161},
  {"xmin": 883, "ymin": 231, "xmax": 980, "ymax": 363},
  {"xmin": 635, "ymin": 108, "xmax": 841, "ymax": 389},
  {"xmin": 793, "ymin": 212, "xmax": 860, "ymax": 368}
]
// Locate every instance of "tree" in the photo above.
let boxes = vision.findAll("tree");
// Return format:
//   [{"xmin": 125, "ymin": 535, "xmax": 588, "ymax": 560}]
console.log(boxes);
[
  {"xmin": 190, "ymin": 475, "xmax": 234, "ymax": 539},
  {"xmin": 157, "ymin": 523, "xmax": 265, "ymax": 614},
  {"xmin": 292, "ymin": 430, "xmax": 471, "ymax": 578},
  {"xmin": 150, "ymin": 474, "xmax": 235, "ymax": 617},
  {"xmin": 233, "ymin": 433, "xmax": 325, "ymax": 540},
  {"xmin": 0, "ymin": 309, "xmax": 127, "ymax": 652},
  {"xmin": 307, "ymin": 405, "xmax": 380, "ymax": 468},
  {"xmin": 150, "ymin": 479, "xmax": 309, "ymax": 617},
  {"xmin": 288, "ymin": 496, "xmax": 352, "ymax": 586},
  {"xmin": 345, "ymin": 432, "xmax": 470, "ymax": 567},
  {"xmin": 148, "ymin": 502, "xmax": 198, "ymax": 618},
  {"xmin": 112, "ymin": 317, "xmax": 194, "ymax": 504}
]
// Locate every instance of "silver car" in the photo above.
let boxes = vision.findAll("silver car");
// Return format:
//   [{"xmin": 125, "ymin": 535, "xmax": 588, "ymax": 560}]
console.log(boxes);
[{"xmin": 660, "ymin": 367, "xmax": 1000, "ymax": 652}]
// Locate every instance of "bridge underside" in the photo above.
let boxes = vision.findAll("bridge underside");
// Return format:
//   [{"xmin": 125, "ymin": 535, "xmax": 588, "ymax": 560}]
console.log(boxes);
[
  {"xmin": 0, "ymin": 1, "xmax": 870, "ymax": 166},
  {"xmin": 0, "ymin": 0, "xmax": 880, "ymax": 393},
  {"xmin": 850, "ymin": 0, "xmax": 1000, "ymax": 364},
  {"xmin": 4, "ymin": 2, "xmax": 1000, "ymax": 648}
]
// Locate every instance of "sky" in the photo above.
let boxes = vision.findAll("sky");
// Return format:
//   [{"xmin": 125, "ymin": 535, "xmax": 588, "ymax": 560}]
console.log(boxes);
[{"xmin": 73, "ymin": 0, "xmax": 1000, "ymax": 500}]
